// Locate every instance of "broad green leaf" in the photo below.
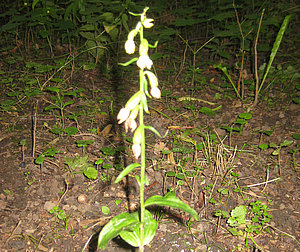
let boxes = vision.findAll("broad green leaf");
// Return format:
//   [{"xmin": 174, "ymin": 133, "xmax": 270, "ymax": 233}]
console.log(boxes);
[
  {"xmin": 84, "ymin": 167, "xmax": 98, "ymax": 179},
  {"xmin": 234, "ymin": 118, "xmax": 248, "ymax": 125},
  {"xmin": 98, "ymin": 213, "xmax": 139, "ymax": 250},
  {"xmin": 115, "ymin": 163, "xmax": 140, "ymax": 183},
  {"xmin": 35, "ymin": 155, "xmax": 45, "ymax": 165},
  {"xmin": 258, "ymin": 143, "xmax": 268, "ymax": 150},
  {"xmin": 228, "ymin": 206, "xmax": 247, "ymax": 227},
  {"xmin": 64, "ymin": 126, "xmax": 78, "ymax": 136},
  {"xmin": 238, "ymin": 112, "xmax": 252, "ymax": 120},
  {"xmin": 145, "ymin": 191, "xmax": 198, "ymax": 220},
  {"xmin": 199, "ymin": 106, "xmax": 215, "ymax": 116},
  {"xmin": 120, "ymin": 210, "xmax": 157, "ymax": 247},
  {"xmin": 229, "ymin": 228, "xmax": 244, "ymax": 236},
  {"xmin": 292, "ymin": 134, "xmax": 300, "ymax": 140},
  {"xmin": 280, "ymin": 140, "xmax": 293, "ymax": 147},
  {"xmin": 166, "ymin": 171, "xmax": 175, "ymax": 177}
]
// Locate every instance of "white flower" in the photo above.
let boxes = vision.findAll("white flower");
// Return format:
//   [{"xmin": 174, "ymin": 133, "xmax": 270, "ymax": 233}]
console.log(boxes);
[
  {"xmin": 150, "ymin": 87, "xmax": 161, "ymax": 99},
  {"xmin": 132, "ymin": 143, "xmax": 141, "ymax": 159},
  {"xmin": 125, "ymin": 91, "xmax": 142, "ymax": 111},
  {"xmin": 125, "ymin": 39, "xmax": 135, "ymax": 54},
  {"xmin": 124, "ymin": 118, "xmax": 137, "ymax": 133},
  {"xmin": 143, "ymin": 18, "xmax": 154, "ymax": 28},
  {"xmin": 117, "ymin": 108, "xmax": 130, "ymax": 124},
  {"xmin": 139, "ymin": 39, "xmax": 149, "ymax": 56},
  {"xmin": 144, "ymin": 70, "xmax": 158, "ymax": 88},
  {"xmin": 137, "ymin": 55, "xmax": 153, "ymax": 70}
]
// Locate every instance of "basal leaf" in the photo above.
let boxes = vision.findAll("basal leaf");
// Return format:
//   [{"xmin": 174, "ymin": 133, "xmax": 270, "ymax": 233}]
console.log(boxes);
[
  {"xmin": 145, "ymin": 191, "xmax": 198, "ymax": 220},
  {"xmin": 98, "ymin": 213, "xmax": 139, "ymax": 250},
  {"xmin": 120, "ymin": 210, "xmax": 157, "ymax": 247}
]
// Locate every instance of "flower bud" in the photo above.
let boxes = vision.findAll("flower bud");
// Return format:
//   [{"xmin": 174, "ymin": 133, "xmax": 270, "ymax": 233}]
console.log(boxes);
[
  {"xmin": 139, "ymin": 39, "xmax": 149, "ymax": 56},
  {"xmin": 128, "ymin": 29, "xmax": 138, "ymax": 40},
  {"xmin": 125, "ymin": 91, "xmax": 143, "ymax": 111},
  {"xmin": 125, "ymin": 39, "xmax": 135, "ymax": 54},
  {"xmin": 132, "ymin": 143, "xmax": 141, "ymax": 159},
  {"xmin": 124, "ymin": 118, "xmax": 137, "ymax": 133},
  {"xmin": 143, "ymin": 18, "xmax": 154, "ymax": 28},
  {"xmin": 129, "ymin": 106, "xmax": 139, "ymax": 120},
  {"xmin": 135, "ymin": 22, "xmax": 142, "ymax": 32},
  {"xmin": 117, "ymin": 108, "xmax": 130, "ymax": 124},
  {"xmin": 144, "ymin": 71, "xmax": 158, "ymax": 88},
  {"xmin": 137, "ymin": 55, "xmax": 153, "ymax": 70},
  {"xmin": 133, "ymin": 125, "xmax": 144, "ymax": 144},
  {"xmin": 150, "ymin": 87, "xmax": 161, "ymax": 99}
]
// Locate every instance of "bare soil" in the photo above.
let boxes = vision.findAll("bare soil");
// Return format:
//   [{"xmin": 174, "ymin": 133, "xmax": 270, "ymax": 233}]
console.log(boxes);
[{"xmin": 0, "ymin": 62, "xmax": 299, "ymax": 252}]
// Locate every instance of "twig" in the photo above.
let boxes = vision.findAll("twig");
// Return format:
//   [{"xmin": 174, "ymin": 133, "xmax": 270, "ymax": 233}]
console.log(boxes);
[
  {"xmin": 252, "ymin": 9, "xmax": 265, "ymax": 107},
  {"xmin": 174, "ymin": 38, "xmax": 188, "ymax": 83},
  {"xmin": 4, "ymin": 220, "xmax": 22, "ymax": 246},
  {"xmin": 32, "ymin": 101, "xmax": 38, "ymax": 158},
  {"xmin": 246, "ymin": 177, "xmax": 280, "ymax": 188}
]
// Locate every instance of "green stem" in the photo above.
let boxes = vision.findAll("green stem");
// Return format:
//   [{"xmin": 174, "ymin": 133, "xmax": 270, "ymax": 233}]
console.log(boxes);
[{"xmin": 139, "ymin": 23, "xmax": 145, "ymax": 252}]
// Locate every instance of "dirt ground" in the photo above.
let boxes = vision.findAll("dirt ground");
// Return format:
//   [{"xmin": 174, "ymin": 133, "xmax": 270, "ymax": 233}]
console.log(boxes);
[{"xmin": 0, "ymin": 58, "xmax": 299, "ymax": 252}]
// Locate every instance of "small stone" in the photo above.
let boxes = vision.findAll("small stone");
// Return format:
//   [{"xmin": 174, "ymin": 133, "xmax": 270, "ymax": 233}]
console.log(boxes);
[{"xmin": 77, "ymin": 194, "xmax": 88, "ymax": 204}]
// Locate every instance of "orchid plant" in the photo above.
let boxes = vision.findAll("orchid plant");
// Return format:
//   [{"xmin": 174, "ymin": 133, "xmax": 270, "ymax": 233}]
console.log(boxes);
[{"xmin": 97, "ymin": 7, "xmax": 198, "ymax": 251}]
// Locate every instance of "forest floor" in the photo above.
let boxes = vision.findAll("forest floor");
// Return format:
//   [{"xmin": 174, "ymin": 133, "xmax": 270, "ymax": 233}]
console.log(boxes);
[{"xmin": 0, "ymin": 47, "xmax": 299, "ymax": 252}]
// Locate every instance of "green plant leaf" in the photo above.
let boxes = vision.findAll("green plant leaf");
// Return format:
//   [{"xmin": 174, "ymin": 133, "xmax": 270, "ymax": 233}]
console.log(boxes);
[
  {"xmin": 35, "ymin": 155, "xmax": 45, "ymax": 165},
  {"xmin": 258, "ymin": 15, "xmax": 291, "ymax": 94},
  {"xmin": 64, "ymin": 126, "xmax": 78, "ymax": 136},
  {"xmin": 120, "ymin": 210, "xmax": 158, "ymax": 247},
  {"xmin": 259, "ymin": 143, "xmax": 269, "ymax": 150},
  {"xmin": 76, "ymin": 140, "xmax": 94, "ymax": 147},
  {"xmin": 144, "ymin": 126, "xmax": 163, "ymax": 137},
  {"xmin": 280, "ymin": 140, "xmax": 293, "ymax": 147},
  {"xmin": 98, "ymin": 212, "xmax": 139, "ymax": 250},
  {"xmin": 102, "ymin": 206, "xmax": 110, "ymax": 215},
  {"xmin": 228, "ymin": 227, "xmax": 244, "ymax": 236},
  {"xmin": 101, "ymin": 146, "xmax": 116, "ymax": 155},
  {"xmin": 115, "ymin": 163, "xmax": 140, "ymax": 183},
  {"xmin": 84, "ymin": 167, "xmax": 98, "ymax": 179},
  {"xmin": 272, "ymin": 148, "xmax": 280, "ymax": 156},
  {"xmin": 228, "ymin": 205, "xmax": 247, "ymax": 227},
  {"xmin": 166, "ymin": 171, "xmax": 175, "ymax": 177},
  {"xmin": 102, "ymin": 163, "xmax": 112, "ymax": 169},
  {"xmin": 292, "ymin": 134, "xmax": 300, "ymax": 140},
  {"xmin": 199, "ymin": 106, "xmax": 215, "ymax": 116},
  {"xmin": 119, "ymin": 58, "xmax": 138, "ymax": 67},
  {"xmin": 145, "ymin": 191, "xmax": 198, "ymax": 220},
  {"xmin": 238, "ymin": 112, "xmax": 252, "ymax": 120}
]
